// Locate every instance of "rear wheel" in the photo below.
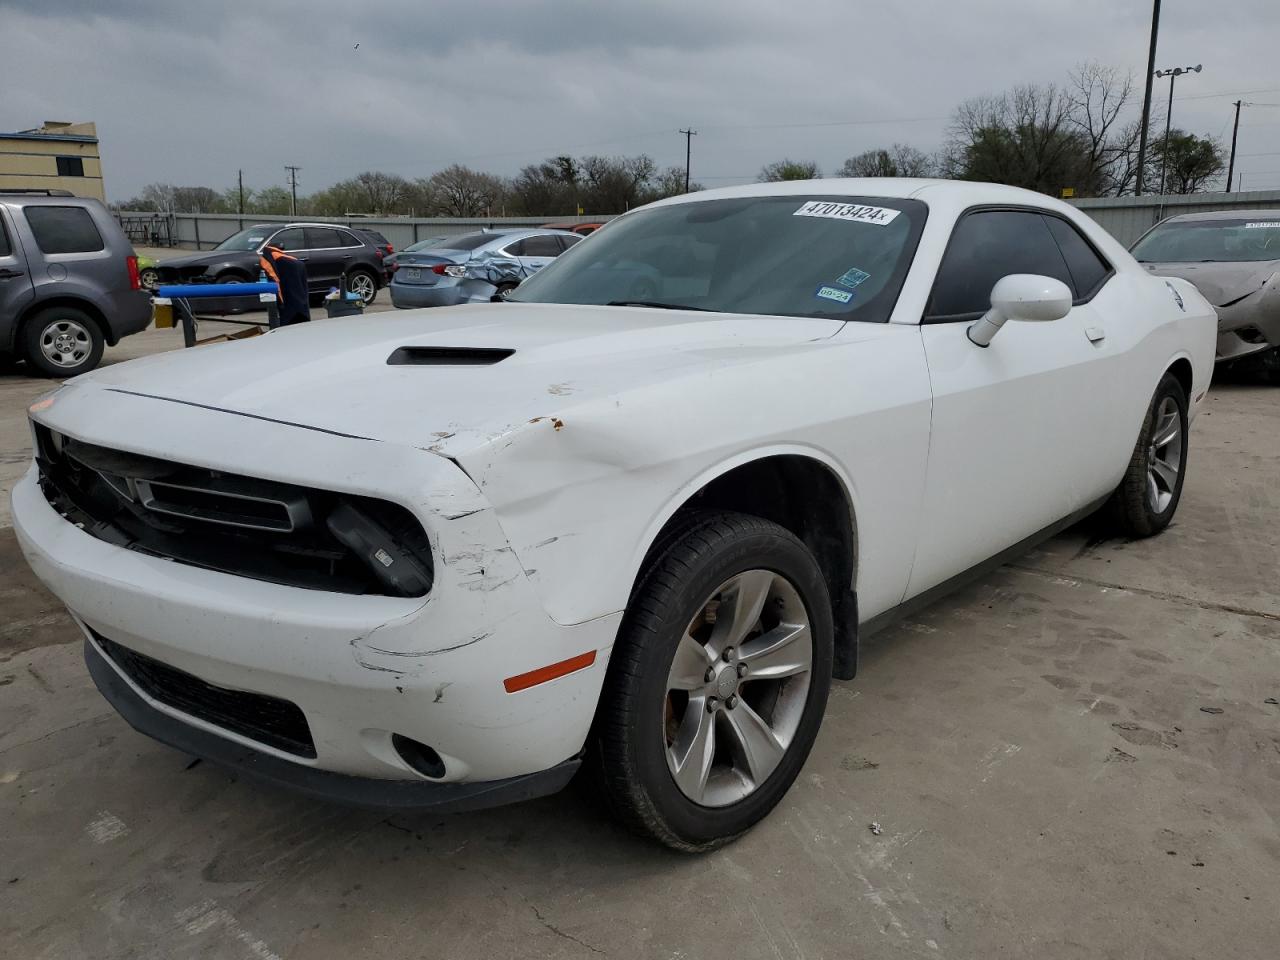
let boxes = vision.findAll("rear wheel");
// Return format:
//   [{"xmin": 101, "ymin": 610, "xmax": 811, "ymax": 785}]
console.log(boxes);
[
  {"xmin": 22, "ymin": 306, "xmax": 105, "ymax": 378},
  {"xmin": 590, "ymin": 512, "xmax": 833, "ymax": 851},
  {"xmin": 347, "ymin": 269, "xmax": 378, "ymax": 305},
  {"xmin": 1104, "ymin": 371, "xmax": 1189, "ymax": 537}
]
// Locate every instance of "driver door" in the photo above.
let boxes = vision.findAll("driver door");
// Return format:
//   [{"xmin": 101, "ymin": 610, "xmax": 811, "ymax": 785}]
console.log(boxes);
[{"xmin": 906, "ymin": 208, "xmax": 1120, "ymax": 598}]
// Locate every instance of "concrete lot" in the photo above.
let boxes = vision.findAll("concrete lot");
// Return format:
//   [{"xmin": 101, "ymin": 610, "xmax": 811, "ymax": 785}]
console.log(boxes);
[{"xmin": 1, "ymin": 320, "xmax": 1278, "ymax": 959}]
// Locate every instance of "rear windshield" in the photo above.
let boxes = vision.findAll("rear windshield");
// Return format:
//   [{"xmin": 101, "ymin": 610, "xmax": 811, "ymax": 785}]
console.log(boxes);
[
  {"xmin": 24, "ymin": 205, "xmax": 105, "ymax": 254},
  {"xmin": 429, "ymin": 232, "xmax": 500, "ymax": 252},
  {"xmin": 510, "ymin": 195, "xmax": 927, "ymax": 322},
  {"xmin": 1131, "ymin": 218, "xmax": 1280, "ymax": 263}
]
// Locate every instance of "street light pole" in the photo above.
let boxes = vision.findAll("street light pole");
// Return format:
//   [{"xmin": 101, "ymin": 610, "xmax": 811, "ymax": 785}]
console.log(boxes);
[
  {"xmin": 1153, "ymin": 65, "xmax": 1202, "ymax": 195},
  {"xmin": 1135, "ymin": 0, "xmax": 1162, "ymax": 196}
]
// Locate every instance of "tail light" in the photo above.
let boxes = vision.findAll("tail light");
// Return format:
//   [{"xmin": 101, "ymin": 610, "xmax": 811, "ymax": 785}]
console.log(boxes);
[
  {"xmin": 385, "ymin": 244, "xmax": 394, "ymax": 255},
  {"xmin": 126, "ymin": 255, "xmax": 141, "ymax": 291},
  {"xmin": 431, "ymin": 263, "xmax": 466, "ymax": 278}
]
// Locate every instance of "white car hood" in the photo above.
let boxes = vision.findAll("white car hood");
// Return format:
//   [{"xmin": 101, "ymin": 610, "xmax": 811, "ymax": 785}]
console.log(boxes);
[
  {"xmin": 81, "ymin": 302, "xmax": 844, "ymax": 454},
  {"xmin": 1143, "ymin": 259, "xmax": 1280, "ymax": 307}
]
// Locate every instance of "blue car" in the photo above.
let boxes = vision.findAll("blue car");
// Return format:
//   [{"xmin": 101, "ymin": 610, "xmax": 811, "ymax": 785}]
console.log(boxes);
[{"xmin": 389, "ymin": 228, "xmax": 582, "ymax": 308}]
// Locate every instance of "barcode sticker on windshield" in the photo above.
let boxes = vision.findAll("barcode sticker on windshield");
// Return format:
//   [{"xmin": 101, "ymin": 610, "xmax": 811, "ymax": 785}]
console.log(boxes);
[
  {"xmin": 794, "ymin": 201, "xmax": 900, "ymax": 226},
  {"xmin": 1244, "ymin": 222, "xmax": 1280, "ymax": 229}
]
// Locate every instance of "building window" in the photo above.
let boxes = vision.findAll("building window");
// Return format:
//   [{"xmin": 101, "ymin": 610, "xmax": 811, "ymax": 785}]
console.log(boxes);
[{"xmin": 56, "ymin": 156, "xmax": 85, "ymax": 177}]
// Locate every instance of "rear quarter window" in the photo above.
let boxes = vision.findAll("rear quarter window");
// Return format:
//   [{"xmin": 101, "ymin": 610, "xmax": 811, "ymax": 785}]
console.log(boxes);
[
  {"xmin": 24, "ymin": 205, "xmax": 105, "ymax": 254},
  {"xmin": 0, "ymin": 216, "xmax": 11, "ymax": 257}
]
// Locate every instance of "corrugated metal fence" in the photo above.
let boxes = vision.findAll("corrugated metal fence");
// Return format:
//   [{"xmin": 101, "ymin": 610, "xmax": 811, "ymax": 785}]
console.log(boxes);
[
  {"xmin": 1068, "ymin": 190, "xmax": 1280, "ymax": 246},
  {"xmin": 120, "ymin": 189, "xmax": 1280, "ymax": 252}
]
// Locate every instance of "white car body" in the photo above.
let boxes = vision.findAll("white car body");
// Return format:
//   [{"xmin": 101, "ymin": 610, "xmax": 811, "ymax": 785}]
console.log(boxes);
[{"xmin": 13, "ymin": 180, "xmax": 1216, "ymax": 812}]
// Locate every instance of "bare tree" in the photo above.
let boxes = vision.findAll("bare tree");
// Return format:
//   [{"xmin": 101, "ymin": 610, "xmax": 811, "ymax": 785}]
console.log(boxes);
[
  {"xmin": 837, "ymin": 144, "xmax": 934, "ymax": 178},
  {"xmin": 428, "ymin": 164, "xmax": 508, "ymax": 217},
  {"xmin": 1067, "ymin": 62, "xmax": 1144, "ymax": 196}
]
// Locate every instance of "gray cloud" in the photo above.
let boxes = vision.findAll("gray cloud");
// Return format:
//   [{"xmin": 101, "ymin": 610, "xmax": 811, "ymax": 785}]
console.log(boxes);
[{"xmin": 2, "ymin": 0, "xmax": 1278, "ymax": 200}]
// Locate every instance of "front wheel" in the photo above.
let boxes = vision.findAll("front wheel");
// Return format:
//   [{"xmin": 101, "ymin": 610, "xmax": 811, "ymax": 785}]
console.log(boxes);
[
  {"xmin": 590, "ymin": 511, "xmax": 833, "ymax": 851},
  {"xmin": 1104, "ymin": 371, "xmax": 1189, "ymax": 537}
]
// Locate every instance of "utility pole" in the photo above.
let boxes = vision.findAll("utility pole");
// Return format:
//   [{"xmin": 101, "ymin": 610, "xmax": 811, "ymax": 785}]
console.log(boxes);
[
  {"xmin": 284, "ymin": 165, "xmax": 301, "ymax": 216},
  {"xmin": 1154, "ymin": 65, "xmax": 1202, "ymax": 195},
  {"xmin": 1225, "ymin": 100, "xmax": 1243, "ymax": 193},
  {"xmin": 679, "ymin": 128, "xmax": 697, "ymax": 193},
  {"xmin": 237, "ymin": 169, "xmax": 244, "ymax": 215},
  {"xmin": 1135, "ymin": 0, "xmax": 1161, "ymax": 196}
]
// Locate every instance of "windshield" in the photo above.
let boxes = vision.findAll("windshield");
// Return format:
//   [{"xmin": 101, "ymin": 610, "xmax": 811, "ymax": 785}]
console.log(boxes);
[
  {"xmin": 215, "ymin": 227, "xmax": 273, "ymax": 251},
  {"xmin": 510, "ymin": 195, "xmax": 926, "ymax": 321},
  {"xmin": 1131, "ymin": 219, "xmax": 1280, "ymax": 263}
]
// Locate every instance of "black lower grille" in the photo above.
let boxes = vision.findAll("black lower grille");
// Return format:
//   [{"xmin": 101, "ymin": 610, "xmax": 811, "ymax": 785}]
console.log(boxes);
[{"xmin": 95, "ymin": 632, "xmax": 316, "ymax": 758}]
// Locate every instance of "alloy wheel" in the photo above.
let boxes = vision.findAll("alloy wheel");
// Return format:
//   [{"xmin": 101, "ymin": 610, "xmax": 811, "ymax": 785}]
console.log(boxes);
[
  {"xmin": 40, "ymin": 319, "xmax": 93, "ymax": 369},
  {"xmin": 349, "ymin": 273, "xmax": 376, "ymax": 303},
  {"xmin": 664, "ymin": 569, "xmax": 813, "ymax": 807},
  {"xmin": 1146, "ymin": 396, "xmax": 1183, "ymax": 513}
]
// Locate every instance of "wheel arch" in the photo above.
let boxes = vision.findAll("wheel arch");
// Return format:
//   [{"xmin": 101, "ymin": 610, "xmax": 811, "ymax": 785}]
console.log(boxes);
[
  {"xmin": 629, "ymin": 448, "xmax": 861, "ymax": 680},
  {"xmin": 16, "ymin": 296, "xmax": 110, "ymax": 351},
  {"xmin": 1166, "ymin": 354, "xmax": 1194, "ymax": 401}
]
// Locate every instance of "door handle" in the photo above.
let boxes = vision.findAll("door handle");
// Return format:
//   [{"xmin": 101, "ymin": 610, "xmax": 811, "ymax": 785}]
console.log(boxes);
[
  {"xmin": 1085, "ymin": 326, "xmax": 1106, "ymax": 343},
  {"xmin": 341, "ymin": 254, "xmax": 353, "ymax": 260},
  {"xmin": 0, "ymin": 268, "xmax": 23, "ymax": 279}
]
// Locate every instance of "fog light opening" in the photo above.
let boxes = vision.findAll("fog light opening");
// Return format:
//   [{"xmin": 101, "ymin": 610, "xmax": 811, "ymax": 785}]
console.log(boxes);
[{"xmin": 392, "ymin": 734, "xmax": 446, "ymax": 779}]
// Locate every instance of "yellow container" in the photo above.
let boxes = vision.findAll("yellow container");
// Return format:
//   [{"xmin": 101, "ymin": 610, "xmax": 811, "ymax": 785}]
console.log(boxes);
[{"xmin": 153, "ymin": 300, "xmax": 174, "ymax": 329}]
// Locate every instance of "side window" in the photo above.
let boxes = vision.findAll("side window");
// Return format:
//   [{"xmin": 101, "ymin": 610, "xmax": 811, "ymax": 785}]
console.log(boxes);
[
  {"xmin": 500, "ymin": 239, "xmax": 526, "ymax": 257},
  {"xmin": 269, "ymin": 228, "xmax": 306, "ymax": 251},
  {"xmin": 0, "ymin": 215, "xmax": 11, "ymax": 257},
  {"xmin": 304, "ymin": 227, "xmax": 344, "ymax": 249},
  {"xmin": 1044, "ymin": 216, "xmax": 1111, "ymax": 299},
  {"xmin": 559, "ymin": 234, "xmax": 583, "ymax": 251},
  {"xmin": 521, "ymin": 234, "xmax": 563, "ymax": 258},
  {"xmin": 23, "ymin": 205, "xmax": 105, "ymax": 254},
  {"xmin": 56, "ymin": 156, "xmax": 85, "ymax": 177},
  {"xmin": 336, "ymin": 230, "xmax": 361, "ymax": 247},
  {"xmin": 927, "ymin": 210, "xmax": 1072, "ymax": 319}
]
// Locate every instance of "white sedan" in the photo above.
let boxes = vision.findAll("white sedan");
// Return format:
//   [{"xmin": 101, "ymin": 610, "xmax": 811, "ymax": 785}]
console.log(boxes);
[{"xmin": 14, "ymin": 179, "xmax": 1215, "ymax": 850}]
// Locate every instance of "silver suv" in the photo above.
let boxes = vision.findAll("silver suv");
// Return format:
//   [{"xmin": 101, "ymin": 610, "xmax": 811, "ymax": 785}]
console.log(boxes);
[{"xmin": 1, "ymin": 190, "xmax": 151, "ymax": 376}]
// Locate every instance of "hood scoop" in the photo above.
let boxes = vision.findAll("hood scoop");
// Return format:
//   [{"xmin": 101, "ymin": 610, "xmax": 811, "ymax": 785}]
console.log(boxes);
[{"xmin": 387, "ymin": 346, "xmax": 515, "ymax": 366}]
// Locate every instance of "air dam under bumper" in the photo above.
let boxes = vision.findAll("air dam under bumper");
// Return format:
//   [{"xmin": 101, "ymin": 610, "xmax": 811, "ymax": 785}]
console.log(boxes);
[{"xmin": 84, "ymin": 638, "xmax": 581, "ymax": 812}]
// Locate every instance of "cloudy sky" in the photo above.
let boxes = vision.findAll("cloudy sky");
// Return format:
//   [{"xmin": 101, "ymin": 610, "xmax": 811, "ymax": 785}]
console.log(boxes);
[{"xmin": 3, "ymin": 0, "xmax": 1279, "ymax": 201}]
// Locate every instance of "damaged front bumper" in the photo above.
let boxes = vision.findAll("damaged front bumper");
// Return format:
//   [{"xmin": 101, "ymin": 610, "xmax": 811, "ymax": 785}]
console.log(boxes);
[
  {"xmin": 13, "ymin": 386, "xmax": 618, "ymax": 805},
  {"xmin": 1214, "ymin": 273, "xmax": 1280, "ymax": 362}
]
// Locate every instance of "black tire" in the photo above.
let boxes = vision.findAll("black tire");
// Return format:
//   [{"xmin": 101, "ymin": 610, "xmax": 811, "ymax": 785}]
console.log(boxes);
[
  {"xmin": 346, "ymin": 269, "xmax": 378, "ymax": 305},
  {"xmin": 138, "ymin": 267, "xmax": 159, "ymax": 291},
  {"xmin": 21, "ymin": 306, "xmax": 105, "ymax": 378},
  {"xmin": 494, "ymin": 281, "xmax": 519, "ymax": 299},
  {"xmin": 1104, "ymin": 371, "xmax": 1189, "ymax": 537},
  {"xmin": 589, "ymin": 511, "xmax": 833, "ymax": 851}
]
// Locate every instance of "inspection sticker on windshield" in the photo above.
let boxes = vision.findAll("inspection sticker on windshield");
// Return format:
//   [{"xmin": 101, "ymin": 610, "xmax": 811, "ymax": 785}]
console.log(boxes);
[
  {"xmin": 836, "ymin": 267, "xmax": 871, "ymax": 289},
  {"xmin": 815, "ymin": 285, "xmax": 853, "ymax": 304},
  {"xmin": 794, "ymin": 201, "xmax": 900, "ymax": 226}
]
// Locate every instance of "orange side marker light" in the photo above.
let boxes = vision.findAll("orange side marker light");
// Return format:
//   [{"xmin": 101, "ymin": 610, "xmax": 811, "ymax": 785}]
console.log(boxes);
[{"xmin": 503, "ymin": 651, "xmax": 597, "ymax": 693}]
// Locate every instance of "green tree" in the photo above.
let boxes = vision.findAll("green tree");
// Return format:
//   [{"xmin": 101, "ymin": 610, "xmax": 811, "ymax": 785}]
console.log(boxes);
[
  {"xmin": 249, "ymin": 186, "xmax": 292, "ymax": 215},
  {"xmin": 1153, "ymin": 130, "xmax": 1225, "ymax": 194},
  {"xmin": 758, "ymin": 159, "xmax": 821, "ymax": 181}
]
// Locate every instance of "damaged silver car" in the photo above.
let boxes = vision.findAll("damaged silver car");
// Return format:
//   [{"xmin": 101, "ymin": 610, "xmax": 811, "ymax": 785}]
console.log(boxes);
[{"xmin": 1132, "ymin": 210, "xmax": 1280, "ymax": 375}]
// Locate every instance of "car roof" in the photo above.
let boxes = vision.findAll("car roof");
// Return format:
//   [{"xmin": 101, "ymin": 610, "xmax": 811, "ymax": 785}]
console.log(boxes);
[
  {"xmin": 1159, "ymin": 209, "xmax": 1280, "ymax": 223},
  {"xmin": 0, "ymin": 191, "xmax": 105, "ymax": 207}
]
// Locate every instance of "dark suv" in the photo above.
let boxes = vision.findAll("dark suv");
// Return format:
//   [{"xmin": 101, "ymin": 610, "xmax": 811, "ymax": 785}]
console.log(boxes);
[
  {"xmin": 0, "ymin": 191, "xmax": 151, "ymax": 377},
  {"xmin": 155, "ymin": 222, "xmax": 389, "ymax": 305}
]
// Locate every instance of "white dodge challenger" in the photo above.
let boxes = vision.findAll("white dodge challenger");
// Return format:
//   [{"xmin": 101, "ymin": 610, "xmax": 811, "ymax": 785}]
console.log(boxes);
[{"xmin": 14, "ymin": 180, "xmax": 1215, "ymax": 850}]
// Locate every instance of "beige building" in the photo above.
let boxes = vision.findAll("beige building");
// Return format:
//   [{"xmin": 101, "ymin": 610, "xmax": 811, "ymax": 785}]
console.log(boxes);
[{"xmin": 0, "ymin": 121, "xmax": 104, "ymax": 201}]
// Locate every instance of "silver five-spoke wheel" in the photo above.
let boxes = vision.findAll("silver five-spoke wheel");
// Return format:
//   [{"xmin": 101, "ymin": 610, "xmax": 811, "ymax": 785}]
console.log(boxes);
[
  {"xmin": 1146, "ymin": 395, "xmax": 1182, "ymax": 514},
  {"xmin": 348, "ymin": 272, "xmax": 377, "ymax": 304},
  {"xmin": 40, "ymin": 319, "xmax": 93, "ymax": 370},
  {"xmin": 665, "ymin": 569, "xmax": 813, "ymax": 807}
]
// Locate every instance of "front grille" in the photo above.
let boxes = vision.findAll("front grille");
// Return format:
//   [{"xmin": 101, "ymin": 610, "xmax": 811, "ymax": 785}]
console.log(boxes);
[
  {"xmin": 32, "ymin": 425, "xmax": 433, "ymax": 597},
  {"xmin": 95, "ymin": 632, "xmax": 316, "ymax": 758}
]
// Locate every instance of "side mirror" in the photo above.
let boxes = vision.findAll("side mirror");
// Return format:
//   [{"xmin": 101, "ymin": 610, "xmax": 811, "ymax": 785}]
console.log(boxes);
[{"xmin": 967, "ymin": 274, "xmax": 1073, "ymax": 347}]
